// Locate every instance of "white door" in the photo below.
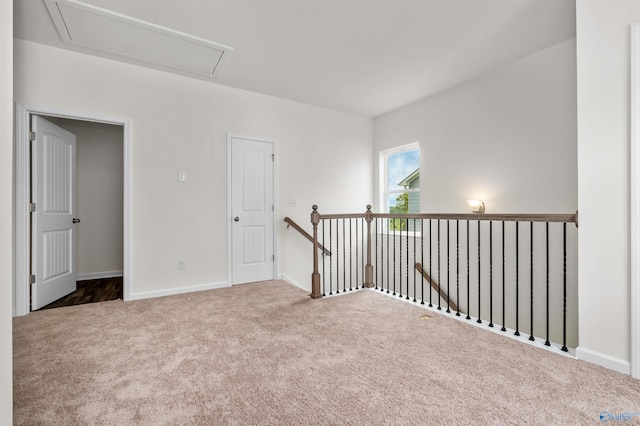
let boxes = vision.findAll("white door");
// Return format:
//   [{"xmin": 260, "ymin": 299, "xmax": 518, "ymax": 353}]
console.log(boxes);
[
  {"xmin": 31, "ymin": 116, "xmax": 78, "ymax": 310},
  {"xmin": 230, "ymin": 136, "xmax": 275, "ymax": 284}
]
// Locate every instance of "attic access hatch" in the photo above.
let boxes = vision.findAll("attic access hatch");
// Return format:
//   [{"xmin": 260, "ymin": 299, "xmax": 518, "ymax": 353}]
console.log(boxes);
[{"xmin": 44, "ymin": 0, "xmax": 234, "ymax": 80}]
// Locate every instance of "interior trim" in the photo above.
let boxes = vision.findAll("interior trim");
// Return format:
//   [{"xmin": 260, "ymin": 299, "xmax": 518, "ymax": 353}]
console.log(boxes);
[
  {"xmin": 14, "ymin": 104, "xmax": 132, "ymax": 316},
  {"xmin": 43, "ymin": 0, "xmax": 233, "ymax": 80},
  {"xmin": 630, "ymin": 21, "xmax": 640, "ymax": 379}
]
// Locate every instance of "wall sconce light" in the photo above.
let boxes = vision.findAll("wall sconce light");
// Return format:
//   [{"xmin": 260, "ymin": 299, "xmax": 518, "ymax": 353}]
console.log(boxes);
[{"xmin": 467, "ymin": 199, "xmax": 485, "ymax": 214}]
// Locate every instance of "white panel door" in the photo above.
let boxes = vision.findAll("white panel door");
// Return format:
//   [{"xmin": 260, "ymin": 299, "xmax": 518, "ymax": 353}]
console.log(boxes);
[
  {"xmin": 231, "ymin": 137, "xmax": 275, "ymax": 284},
  {"xmin": 31, "ymin": 116, "xmax": 78, "ymax": 310}
]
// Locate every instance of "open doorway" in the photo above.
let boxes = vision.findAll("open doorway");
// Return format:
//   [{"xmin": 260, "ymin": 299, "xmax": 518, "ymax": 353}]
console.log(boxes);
[
  {"xmin": 14, "ymin": 104, "xmax": 131, "ymax": 316},
  {"xmin": 36, "ymin": 116, "xmax": 124, "ymax": 309}
]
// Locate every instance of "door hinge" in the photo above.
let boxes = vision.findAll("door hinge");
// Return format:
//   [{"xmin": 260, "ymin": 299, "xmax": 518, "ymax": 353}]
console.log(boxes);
[
  {"xmin": 272, "ymin": 154, "xmax": 274, "ymax": 161},
  {"xmin": 29, "ymin": 131, "xmax": 36, "ymax": 141},
  {"xmin": 272, "ymin": 254, "xmax": 275, "ymax": 261},
  {"xmin": 29, "ymin": 202, "xmax": 36, "ymax": 213},
  {"xmin": 272, "ymin": 204, "xmax": 274, "ymax": 212},
  {"xmin": 30, "ymin": 274, "xmax": 36, "ymax": 284}
]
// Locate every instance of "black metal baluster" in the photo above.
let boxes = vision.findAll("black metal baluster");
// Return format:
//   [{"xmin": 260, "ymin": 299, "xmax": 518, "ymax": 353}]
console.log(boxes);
[
  {"xmin": 371, "ymin": 217, "xmax": 374, "ymax": 291},
  {"xmin": 386, "ymin": 219, "xmax": 390, "ymax": 294},
  {"xmin": 501, "ymin": 221, "xmax": 506, "ymax": 332},
  {"xmin": 436, "ymin": 219, "xmax": 442, "ymax": 310},
  {"xmin": 393, "ymin": 222, "xmax": 397, "ymax": 296},
  {"xmin": 446, "ymin": 220, "xmax": 451, "ymax": 313},
  {"xmin": 362, "ymin": 218, "xmax": 365, "ymax": 289},
  {"xmin": 342, "ymin": 219, "xmax": 346, "ymax": 293},
  {"xmin": 413, "ymin": 218, "xmax": 417, "ymax": 303},
  {"xmin": 466, "ymin": 220, "xmax": 470, "ymax": 320},
  {"xmin": 356, "ymin": 217, "xmax": 360, "ymax": 290},
  {"xmin": 477, "ymin": 221, "xmax": 482, "ymax": 324},
  {"xmin": 515, "ymin": 222, "xmax": 520, "ymax": 336},
  {"xmin": 437, "ymin": 219, "xmax": 441, "ymax": 310},
  {"xmin": 456, "ymin": 220, "xmax": 460, "ymax": 316},
  {"xmin": 356, "ymin": 218, "xmax": 364, "ymax": 288},
  {"xmin": 405, "ymin": 220, "xmax": 410, "ymax": 300},
  {"xmin": 355, "ymin": 218, "xmax": 358, "ymax": 290},
  {"xmin": 421, "ymin": 218, "xmax": 425, "ymax": 305},
  {"xmin": 329, "ymin": 220, "xmax": 333, "ymax": 295},
  {"xmin": 399, "ymin": 218, "xmax": 403, "ymax": 299},
  {"xmin": 375, "ymin": 218, "xmax": 379, "ymax": 291},
  {"xmin": 322, "ymin": 220, "xmax": 326, "ymax": 297},
  {"xmin": 529, "ymin": 222, "xmax": 535, "ymax": 341},
  {"xmin": 562, "ymin": 223, "xmax": 568, "ymax": 352},
  {"xmin": 349, "ymin": 218, "xmax": 353, "ymax": 291},
  {"xmin": 429, "ymin": 219, "xmax": 433, "ymax": 307},
  {"xmin": 336, "ymin": 219, "xmax": 340, "ymax": 294},
  {"xmin": 489, "ymin": 221, "xmax": 493, "ymax": 327},
  {"xmin": 545, "ymin": 222, "xmax": 550, "ymax": 346},
  {"xmin": 380, "ymin": 219, "xmax": 384, "ymax": 292},
  {"xmin": 354, "ymin": 218, "xmax": 358, "ymax": 290}
]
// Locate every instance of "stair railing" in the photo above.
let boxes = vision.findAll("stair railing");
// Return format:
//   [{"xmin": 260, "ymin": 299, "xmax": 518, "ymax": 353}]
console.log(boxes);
[{"xmin": 309, "ymin": 204, "xmax": 578, "ymax": 352}]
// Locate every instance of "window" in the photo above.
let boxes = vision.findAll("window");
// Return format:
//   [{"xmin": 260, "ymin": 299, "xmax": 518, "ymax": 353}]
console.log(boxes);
[{"xmin": 380, "ymin": 143, "xmax": 420, "ymax": 231}]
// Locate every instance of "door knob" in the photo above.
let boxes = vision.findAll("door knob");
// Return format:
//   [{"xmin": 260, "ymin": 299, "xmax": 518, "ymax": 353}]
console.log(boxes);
[
  {"xmin": 72, "ymin": 218, "xmax": 81, "ymax": 224},
  {"xmin": 234, "ymin": 217, "xmax": 240, "ymax": 222}
]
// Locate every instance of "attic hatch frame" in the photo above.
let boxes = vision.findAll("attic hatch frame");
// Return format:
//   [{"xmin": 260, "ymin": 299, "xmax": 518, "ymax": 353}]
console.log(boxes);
[{"xmin": 43, "ymin": 0, "xmax": 234, "ymax": 81}]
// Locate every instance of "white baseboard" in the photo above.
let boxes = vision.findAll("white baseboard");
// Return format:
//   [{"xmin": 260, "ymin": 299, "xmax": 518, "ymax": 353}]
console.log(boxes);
[
  {"xmin": 279, "ymin": 273, "xmax": 309, "ymax": 292},
  {"xmin": 129, "ymin": 281, "xmax": 229, "ymax": 301},
  {"xmin": 576, "ymin": 346, "xmax": 631, "ymax": 375},
  {"xmin": 77, "ymin": 270, "xmax": 124, "ymax": 281}
]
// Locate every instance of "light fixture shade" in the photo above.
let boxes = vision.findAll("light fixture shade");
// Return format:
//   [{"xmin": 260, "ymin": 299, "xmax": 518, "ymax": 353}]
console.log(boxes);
[{"xmin": 467, "ymin": 199, "xmax": 485, "ymax": 214}]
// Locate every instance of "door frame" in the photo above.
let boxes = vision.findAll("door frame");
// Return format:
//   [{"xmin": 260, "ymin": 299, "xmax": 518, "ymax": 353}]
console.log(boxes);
[
  {"xmin": 631, "ymin": 22, "xmax": 640, "ymax": 379},
  {"xmin": 14, "ymin": 103, "xmax": 132, "ymax": 316},
  {"xmin": 226, "ymin": 133, "xmax": 277, "ymax": 285}
]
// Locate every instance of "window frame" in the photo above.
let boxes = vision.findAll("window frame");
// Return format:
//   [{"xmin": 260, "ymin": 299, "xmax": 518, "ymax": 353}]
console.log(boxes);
[
  {"xmin": 378, "ymin": 142, "xmax": 421, "ymax": 236},
  {"xmin": 379, "ymin": 142, "xmax": 420, "ymax": 214}
]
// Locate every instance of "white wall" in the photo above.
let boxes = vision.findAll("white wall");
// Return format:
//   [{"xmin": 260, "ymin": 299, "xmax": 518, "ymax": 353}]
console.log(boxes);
[
  {"xmin": 375, "ymin": 39, "xmax": 577, "ymax": 215},
  {"xmin": 0, "ymin": 0, "xmax": 12, "ymax": 422},
  {"xmin": 277, "ymin": 106, "xmax": 374, "ymax": 288},
  {"xmin": 47, "ymin": 118, "xmax": 124, "ymax": 278},
  {"xmin": 13, "ymin": 39, "xmax": 373, "ymax": 298},
  {"xmin": 576, "ymin": 0, "xmax": 640, "ymax": 375}
]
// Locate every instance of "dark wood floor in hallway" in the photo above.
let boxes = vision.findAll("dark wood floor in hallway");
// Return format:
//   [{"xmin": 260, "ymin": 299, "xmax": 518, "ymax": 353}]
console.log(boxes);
[{"xmin": 40, "ymin": 277, "xmax": 123, "ymax": 310}]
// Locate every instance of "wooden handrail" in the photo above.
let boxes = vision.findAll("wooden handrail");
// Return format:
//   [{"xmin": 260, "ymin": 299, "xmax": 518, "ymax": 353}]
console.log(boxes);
[
  {"xmin": 284, "ymin": 217, "xmax": 332, "ymax": 256},
  {"xmin": 318, "ymin": 212, "xmax": 577, "ymax": 225},
  {"xmin": 415, "ymin": 263, "xmax": 459, "ymax": 313}
]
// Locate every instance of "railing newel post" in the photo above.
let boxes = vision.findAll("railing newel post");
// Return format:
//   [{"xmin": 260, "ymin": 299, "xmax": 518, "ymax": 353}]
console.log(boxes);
[
  {"xmin": 364, "ymin": 205, "xmax": 375, "ymax": 288},
  {"xmin": 310, "ymin": 205, "xmax": 322, "ymax": 299}
]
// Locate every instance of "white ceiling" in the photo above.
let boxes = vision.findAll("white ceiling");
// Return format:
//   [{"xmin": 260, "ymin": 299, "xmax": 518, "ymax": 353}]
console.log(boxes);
[{"xmin": 13, "ymin": 0, "xmax": 576, "ymax": 118}]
